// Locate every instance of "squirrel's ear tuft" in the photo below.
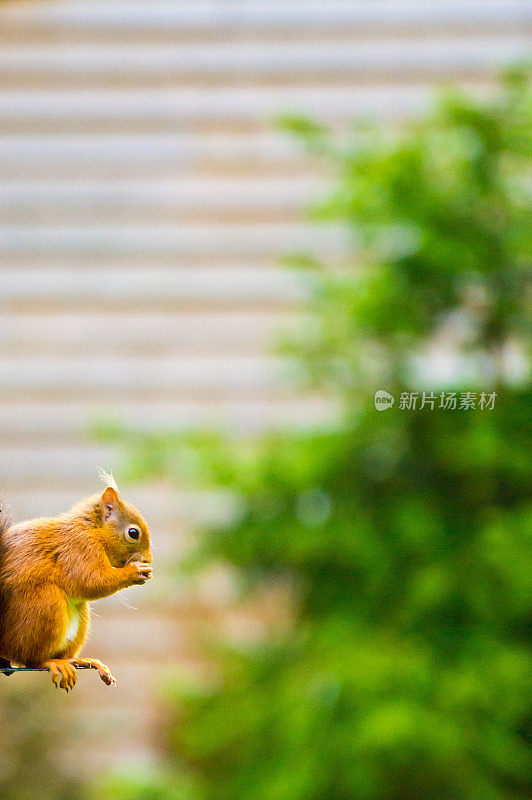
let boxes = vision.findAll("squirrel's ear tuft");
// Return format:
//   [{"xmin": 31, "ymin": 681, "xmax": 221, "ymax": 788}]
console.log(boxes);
[
  {"xmin": 100, "ymin": 486, "xmax": 119, "ymax": 519},
  {"xmin": 98, "ymin": 467, "xmax": 119, "ymax": 493}
]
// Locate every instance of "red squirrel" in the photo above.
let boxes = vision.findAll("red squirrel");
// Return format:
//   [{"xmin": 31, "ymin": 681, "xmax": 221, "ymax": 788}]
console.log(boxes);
[{"xmin": 0, "ymin": 470, "xmax": 152, "ymax": 691}]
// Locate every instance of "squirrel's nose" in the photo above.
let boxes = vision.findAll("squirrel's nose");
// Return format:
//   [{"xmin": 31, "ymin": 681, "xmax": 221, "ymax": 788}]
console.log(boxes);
[{"xmin": 141, "ymin": 552, "xmax": 153, "ymax": 564}]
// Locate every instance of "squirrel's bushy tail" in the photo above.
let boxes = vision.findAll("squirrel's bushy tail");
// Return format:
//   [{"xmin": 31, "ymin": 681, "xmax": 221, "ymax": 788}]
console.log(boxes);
[
  {"xmin": 0, "ymin": 493, "xmax": 14, "ymax": 674},
  {"xmin": 0, "ymin": 494, "xmax": 13, "ymax": 537}
]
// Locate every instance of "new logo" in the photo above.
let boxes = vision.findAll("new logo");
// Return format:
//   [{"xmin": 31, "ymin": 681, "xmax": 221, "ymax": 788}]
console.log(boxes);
[{"xmin": 374, "ymin": 390, "xmax": 394, "ymax": 410}]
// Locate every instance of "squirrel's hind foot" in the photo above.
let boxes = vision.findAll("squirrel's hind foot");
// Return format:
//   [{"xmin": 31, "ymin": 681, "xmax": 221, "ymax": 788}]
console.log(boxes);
[
  {"xmin": 43, "ymin": 659, "xmax": 77, "ymax": 692},
  {"xmin": 69, "ymin": 657, "xmax": 116, "ymax": 686}
]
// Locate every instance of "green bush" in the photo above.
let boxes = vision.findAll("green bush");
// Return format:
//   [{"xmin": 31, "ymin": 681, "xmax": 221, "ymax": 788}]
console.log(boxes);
[{"xmin": 101, "ymin": 72, "xmax": 531, "ymax": 800}]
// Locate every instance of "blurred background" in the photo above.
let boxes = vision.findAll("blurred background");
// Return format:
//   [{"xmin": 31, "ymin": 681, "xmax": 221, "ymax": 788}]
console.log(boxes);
[{"xmin": 0, "ymin": 2, "xmax": 530, "ymax": 799}]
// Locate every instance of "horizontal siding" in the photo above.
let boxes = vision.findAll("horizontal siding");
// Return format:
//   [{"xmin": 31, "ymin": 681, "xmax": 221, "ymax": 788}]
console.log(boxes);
[
  {"xmin": 0, "ymin": 177, "xmax": 325, "ymax": 221},
  {"xmin": 0, "ymin": 38, "xmax": 527, "ymax": 81},
  {"xmin": 0, "ymin": 86, "xmax": 458, "ymax": 133},
  {"xmin": 0, "ymin": 396, "xmax": 336, "ymax": 442},
  {"xmin": 0, "ymin": 311, "xmax": 300, "ymax": 353},
  {"xmin": 0, "ymin": 224, "xmax": 347, "ymax": 258},
  {"xmin": 0, "ymin": 356, "xmax": 289, "ymax": 397},
  {"xmin": 0, "ymin": 1, "xmax": 528, "ymax": 35},
  {"xmin": 0, "ymin": 133, "xmax": 309, "ymax": 178},
  {"xmin": 1, "ymin": 267, "xmax": 306, "ymax": 303}
]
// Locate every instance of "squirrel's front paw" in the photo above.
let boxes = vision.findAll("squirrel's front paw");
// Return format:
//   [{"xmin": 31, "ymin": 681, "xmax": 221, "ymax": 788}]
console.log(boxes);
[{"xmin": 125, "ymin": 561, "xmax": 153, "ymax": 585}]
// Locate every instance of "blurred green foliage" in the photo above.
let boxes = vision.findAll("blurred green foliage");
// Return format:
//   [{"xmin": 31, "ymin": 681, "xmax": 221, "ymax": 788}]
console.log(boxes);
[{"xmin": 99, "ymin": 73, "xmax": 531, "ymax": 800}]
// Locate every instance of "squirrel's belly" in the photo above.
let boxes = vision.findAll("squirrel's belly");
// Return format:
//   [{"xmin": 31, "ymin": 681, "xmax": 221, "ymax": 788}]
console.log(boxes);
[{"xmin": 58, "ymin": 599, "xmax": 82, "ymax": 652}]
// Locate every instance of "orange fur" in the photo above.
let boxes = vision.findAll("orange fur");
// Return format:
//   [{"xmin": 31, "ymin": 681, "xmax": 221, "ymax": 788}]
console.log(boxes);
[{"xmin": 0, "ymin": 484, "xmax": 152, "ymax": 690}]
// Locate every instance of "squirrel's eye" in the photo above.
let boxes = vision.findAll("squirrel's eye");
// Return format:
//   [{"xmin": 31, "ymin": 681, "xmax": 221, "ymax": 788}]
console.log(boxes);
[{"xmin": 127, "ymin": 526, "xmax": 140, "ymax": 541}]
